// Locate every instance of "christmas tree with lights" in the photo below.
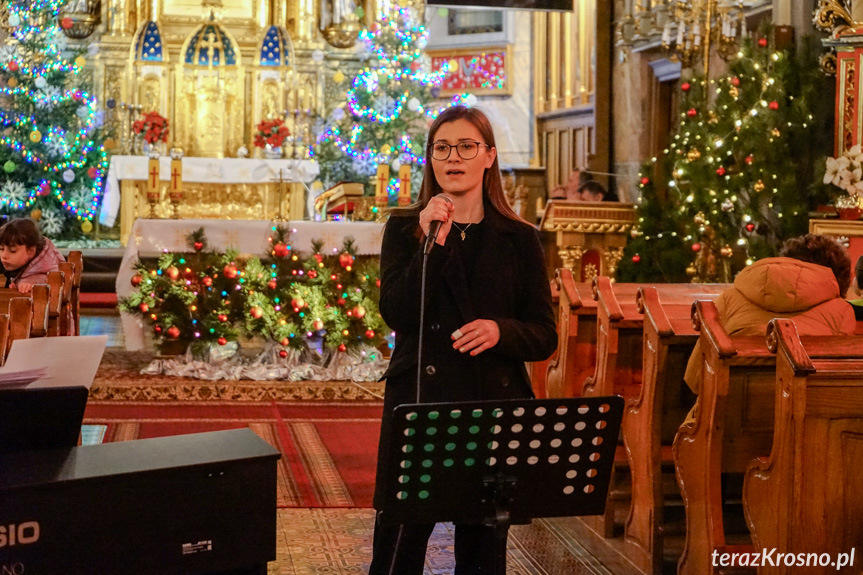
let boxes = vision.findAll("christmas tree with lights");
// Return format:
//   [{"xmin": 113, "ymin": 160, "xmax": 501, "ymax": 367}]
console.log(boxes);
[
  {"xmin": 619, "ymin": 34, "xmax": 825, "ymax": 283},
  {"xmin": 0, "ymin": 0, "xmax": 108, "ymax": 238},
  {"xmin": 313, "ymin": 0, "xmax": 476, "ymax": 204}
]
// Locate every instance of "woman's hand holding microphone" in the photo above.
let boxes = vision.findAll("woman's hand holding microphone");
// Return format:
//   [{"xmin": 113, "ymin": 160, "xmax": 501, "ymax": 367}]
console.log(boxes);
[{"xmin": 419, "ymin": 194, "xmax": 454, "ymax": 249}]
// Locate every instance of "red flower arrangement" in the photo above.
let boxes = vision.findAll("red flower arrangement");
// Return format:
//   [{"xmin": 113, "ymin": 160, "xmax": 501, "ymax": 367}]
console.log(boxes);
[
  {"xmin": 133, "ymin": 111, "xmax": 169, "ymax": 144},
  {"xmin": 254, "ymin": 118, "xmax": 290, "ymax": 149}
]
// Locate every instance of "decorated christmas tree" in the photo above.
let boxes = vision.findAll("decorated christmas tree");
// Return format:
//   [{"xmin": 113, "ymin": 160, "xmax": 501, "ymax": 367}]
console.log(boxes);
[
  {"xmin": 313, "ymin": 0, "xmax": 475, "ymax": 203},
  {"xmin": 618, "ymin": 34, "xmax": 826, "ymax": 283},
  {"xmin": 0, "ymin": 0, "xmax": 108, "ymax": 239}
]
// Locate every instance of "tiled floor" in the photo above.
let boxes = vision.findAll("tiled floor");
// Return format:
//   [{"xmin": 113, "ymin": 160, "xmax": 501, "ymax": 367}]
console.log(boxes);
[{"xmin": 273, "ymin": 509, "xmax": 613, "ymax": 575}]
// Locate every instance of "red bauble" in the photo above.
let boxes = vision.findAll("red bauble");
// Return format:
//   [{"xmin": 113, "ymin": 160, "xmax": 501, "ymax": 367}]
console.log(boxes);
[
  {"xmin": 640, "ymin": 177, "xmax": 650, "ymax": 185},
  {"xmin": 8, "ymin": 61, "xmax": 18, "ymax": 72},
  {"xmin": 60, "ymin": 17, "xmax": 73, "ymax": 30},
  {"xmin": 365, "ymin": 330, "xmax": 375, "ymax": 339},
  {"xmin": 687, "ymin": 108, "xmax": 697, "ymax": 118},
  {"xmin": 292, "ymin": 297, "xmax": 305, "ymax": 310},
  {"xmin": 218, "ymin": 314, "xmax": 228, "ymax": 322},
  {"xmin": 194, "ymin": 241, "xmax": 204, "ymax": 251},
  {"xmin": 308, "ymin": 270, "xmax": 317, "ymax": 279},
  {"xmin": 632, "ymin": 254, "xmax": 641, "ymax": 263},
  {"xmin": 731, "ymin": 77, "xmax": 740, "ymax": 87},
  {"xmin": 251, "ymin": 306, "xmax": 264, "ymax": 319},
  {"xmin": 131, "ymin": 274, "xmax": 143, "ymax": 287},
  {"xmin": 267, "ymin": 279, "xmax": 277, "ymax": 290},
  {"xmin": 681, "ymin": 82, "xmax": 691, "ymax": 92},
  {"xmin": 280, "ymin": 337, "xmax": 290, "ymax": 346},
  {"xmin": 167, "ymin": 326, "xmax": 180, "ymax": 339},
  {"xmin": 376, "ymin": 278, "xmax": 381, "ymax": 288},
  {"xmin": 166, "ymin": 266, "xmax": 180, "ymax": 280},
  {"xmin": 338, "ymin": 344, "xmax": 347, "ymax": 352},
  {"xmin": 337, "ymin": 298, "xmax": 346, "ymax": 306},
  {"xmin": 223, "ymin": 264, "xmax": 239, "ymax": 279},
  {"xmin": 313, "ymin": 319, "xmax": 324, "ymax": 331},
  {"xmin": 279, "ymin": 350, "xmax": 288, "ymax": 358},
  {"xmin": 768, "ymin": 101, "xmax": 779, "ymax": 110},
  {"xmin": 758, "ymin": 38, "xmax": 768, "ymax": 47},
  {"xmin": 746, "ymin": 223, "xmax": 756, "ymax": 232},
  {"xmin": 314, "ymin": 253, "xmax": 323, "ymax": 264},
  {"xmin": 87, "ymin": 166, "xmax": 98, "ymax": 179},
  {"xmin": 154, "ymin": 326, "xmax": 162, "ymax": 334},
  {"xmin": 218, "ymin": 337, "xmax": 228, "ymax": 346},
  {"xmin": 691, "ymin": 243, "xmax": 702, "ymax": 252},
  {"xmin": 353, "ymin": 305, "xmax": 366, "ymax": 319},
  {"xmin": 339, "ymin": 252, "xmax": 355, "ymax": 268},
  {"xmin": 716, "ymin": 166, "xmax": 726, "ymax": 176},
  {"xmin": 139, "ymin": 303, "xmax": 149, "ymax": 312},
  {"xmin": 745, "ymin": 155, "xmax": 753, "ymax": 165},
  {"xmin": 273, "ymin": 242, "xmax": 289, "ymax": 257},
  {"xmin": 39, "ymin": 182, "xmax": 50, "ymax": 196},
  {"xmin": 202, "ymin": 276, "xmax": 213, "ymax": 287}
]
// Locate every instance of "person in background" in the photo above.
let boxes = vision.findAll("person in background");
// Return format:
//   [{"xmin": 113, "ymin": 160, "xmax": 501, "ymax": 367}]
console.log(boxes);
[
  {"xmin": 0, "ymin": 218, "xmax": 65, "ymax": 293},
  {"xmin": 577, "ymin": 179, "xmax": 619, "ymax": 202},
  {"xmin": 684, "ymin": 233, "xmax": 856, "ymax": 395},
  {"xmin": 369, "ymin": 105, "xmax": 557, "ymax": 574},
  {"xmin": 551, "ymin": 171, "xmax": 584, "ymax": 201},
  {"xmin": 848, "ymin": 255, "xmax": 863, "ymax": 321}
]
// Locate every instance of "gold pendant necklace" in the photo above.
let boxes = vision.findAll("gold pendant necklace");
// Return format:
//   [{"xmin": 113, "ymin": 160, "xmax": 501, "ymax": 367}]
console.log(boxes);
[{"xmin": 452, "ymin": 222, "xmax": 472, "ymax": 241}]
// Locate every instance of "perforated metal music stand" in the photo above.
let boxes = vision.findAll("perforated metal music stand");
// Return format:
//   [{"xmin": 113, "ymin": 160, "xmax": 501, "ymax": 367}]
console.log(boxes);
[{"xmin": 380, "ymin": 396, "xmax": 623, "ymax": 575}]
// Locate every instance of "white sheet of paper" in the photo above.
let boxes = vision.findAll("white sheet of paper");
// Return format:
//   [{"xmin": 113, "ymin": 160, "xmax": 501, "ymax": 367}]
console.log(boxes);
[{"xmin": 0, "ymin": 335, "xmax": 107, "ymax": 390}]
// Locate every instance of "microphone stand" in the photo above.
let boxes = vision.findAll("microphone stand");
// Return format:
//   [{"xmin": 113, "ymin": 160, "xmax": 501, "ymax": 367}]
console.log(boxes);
[{"xmin": 416, "ymin": 233, "xmax": 435, "ymax": 403}]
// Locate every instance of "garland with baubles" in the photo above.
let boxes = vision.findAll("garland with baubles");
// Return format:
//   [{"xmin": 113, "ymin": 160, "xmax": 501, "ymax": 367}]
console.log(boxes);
[{"xmin": 119, "ymin": 227, "xmax": 388, "ymax": 356}]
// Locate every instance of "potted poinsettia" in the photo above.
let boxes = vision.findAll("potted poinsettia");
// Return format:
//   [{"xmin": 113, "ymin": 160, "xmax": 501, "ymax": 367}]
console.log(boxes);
[
  {"xmin": 133, "ymin": 111, "xmax": 169, "ymax": 155},
  {"xmin": 254, "ymin": 118, "xmax": 290, "ymax": 159},
  {"xmin": 824, "ymin": 145, "xmax": 863, "ymax": 219}
]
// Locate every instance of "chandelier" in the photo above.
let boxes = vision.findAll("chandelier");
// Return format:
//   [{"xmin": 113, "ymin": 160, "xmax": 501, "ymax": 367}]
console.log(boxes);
[
  {"xmin": 58, "ymin": 0, "xmax": 101, "ymax": 40},
  {"xmin": 619, "ymin": 1, "xmax": 755, "ymax": 69}
]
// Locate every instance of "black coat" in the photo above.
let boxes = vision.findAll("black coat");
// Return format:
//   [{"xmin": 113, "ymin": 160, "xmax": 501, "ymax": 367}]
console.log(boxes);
[{"xmin": 373, "ymin": 206, "xmax": 557, "ymax": 509}]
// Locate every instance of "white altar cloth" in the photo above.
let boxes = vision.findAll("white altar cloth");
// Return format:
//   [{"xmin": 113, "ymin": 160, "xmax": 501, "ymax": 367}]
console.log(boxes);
[
  {"xmin": 118, "ymin": 218, "xmax": 385, "ymax": 351},
  {"xmin": 100, "ymin": 156, "xmax": 320, "ymax": 227}
]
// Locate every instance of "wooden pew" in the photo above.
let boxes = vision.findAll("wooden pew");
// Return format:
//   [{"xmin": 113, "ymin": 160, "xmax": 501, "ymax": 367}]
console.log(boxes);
[
  {"xmin": 673, "ymin": 300, "xmax": 777, "ymax": 575},
  {"xmin": 744, "ymin": 319, "xmax": 863, "ymax": 574},
  {"xmin": 528, "ymin": 277, "xmax": 559, "ymax": 398},
  {"xmin": 67, "ymin": 250, "xmax": 83, "ymax": 335},
  {"xmin": 582, "ymin": 279, "xmax": 727, "ymax": 540},
  {"xmin": 0, "ymin": 285, "xmax": 48, "ymax": 340},
  {"xmin": 58, "ymin": 261, "xmax": 76, "ymax": 336},
  {"xmin": 542, "ymin": 268, "xmax": 604, "ymax": 398},
  {"xmin": 0, "ymin": 297, "xmax": 32, "ymax": 364},
  {"xmin": 623, "ymin": 285, "xmax": 722, "ymax": 574},
  {"xmin": 46, "ymin": 270, "xmax": 65, "ymax": 336}
]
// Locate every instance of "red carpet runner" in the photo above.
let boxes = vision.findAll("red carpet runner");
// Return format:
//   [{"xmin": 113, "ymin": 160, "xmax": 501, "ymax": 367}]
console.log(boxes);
[{"xmin": 84, "ymin": 401, "xmax": 382, "ymax": 508}]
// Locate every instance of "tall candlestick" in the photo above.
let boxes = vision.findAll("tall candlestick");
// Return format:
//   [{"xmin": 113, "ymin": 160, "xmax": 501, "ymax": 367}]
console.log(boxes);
[
  {"xmin": 146, "ymin": 147, "xmax": 161, "ymax": 218},
  {"xmin": 375, "ymin": 164, "xmax": 390, "ymax": 208},
  {"xmin": 398, "ymin": 164, "xmax": 411, "ymax": 206},
  {"xmin": 169, "ymin": 147, "xmax": 184, "ymax": 219}
]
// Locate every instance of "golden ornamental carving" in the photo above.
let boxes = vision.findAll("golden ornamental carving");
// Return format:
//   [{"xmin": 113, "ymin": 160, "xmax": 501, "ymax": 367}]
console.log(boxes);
[
  {"xmin": 543, "ymin": 222, "xmax": 635, "ymax": 234},
  {"xmin": 602, "ymin": 247, "xmax": 625, "ymax": 278},
  {"xmin": 558, "ymin": 246, "xmax": 585, "ymax": 271},
  {"xmin": 814, "ymin": 0, "xmax": 856, "ymax": 75}
]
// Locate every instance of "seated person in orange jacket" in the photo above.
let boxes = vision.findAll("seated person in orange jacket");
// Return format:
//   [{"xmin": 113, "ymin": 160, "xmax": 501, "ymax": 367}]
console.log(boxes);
[{"xmin": 684, "ymin": 234, "xmax": 857, "ymax": 394}]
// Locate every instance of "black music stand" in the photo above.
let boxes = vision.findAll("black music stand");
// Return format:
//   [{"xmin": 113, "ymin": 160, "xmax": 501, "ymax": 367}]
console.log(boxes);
[
  {"xmin": 0, "ymin": 386, "xmax": 89, "ymax": 454},
  {"xmin": 380, "ymin": 396, "xmax": 624, "ymax": 575}
]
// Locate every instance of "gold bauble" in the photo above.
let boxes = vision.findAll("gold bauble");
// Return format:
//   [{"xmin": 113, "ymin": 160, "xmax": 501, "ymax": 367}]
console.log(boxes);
[
  {"xmin": 380, "ymin": 144, "xmax": 392, "ymax": 155},
  {"xmin": 686, "ymin": 265, "xmax": 698, "ymax": 276},
  {"xmin": 30, "ymin": 209, "xmax": 42, "ymax": 221},
  {"xmin": 333, "ymin": 71, "xmax": 345, "ymax": 84},
  {"xmin": 720, "ymin": 245, "xmax": 734, "ymax": 258},
  {"xmin": 754, "ymin": 179, "xmax": 765, "ymax": 192},
  {"xmin": 7, "ymin": 77, "xmax": 18, "ymax": 88},
  {"xmin": 29, "ymin": 130, "xmax": 42, "ymax": 143},
  {"xmin": 687, "ymin": 148, "xmax": 701, "ymax": 161},
  {"xmin": 81, "ymin": 220, "xmax": 93, "ymax": 234},
  {"xmin": 103, "ymin": 138, "xmax": 116, "ymax": 150},
  {"xmin": 74, "ymin": 56, "xmax": 86, "ymax": 67},
  {"xmin": 729, "ymin": 86, "xmax": 739, "ymax": 99},
  {"xmin": 694, "ymin": 211, "xmax": 706, "ymax": 225}
]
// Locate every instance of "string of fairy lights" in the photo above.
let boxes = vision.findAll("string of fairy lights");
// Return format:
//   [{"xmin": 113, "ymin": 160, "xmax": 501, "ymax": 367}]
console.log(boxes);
[
  {"xmin": 634, "ymin": 43, "xmax": 812, "ymax": 268},
  {"xmin": 314, "ymin": 3, "xmax": 500, "ymax": 198},
  {"xmin": 0, "ymin": 0, "xmax": 108, "ymax": 222}
]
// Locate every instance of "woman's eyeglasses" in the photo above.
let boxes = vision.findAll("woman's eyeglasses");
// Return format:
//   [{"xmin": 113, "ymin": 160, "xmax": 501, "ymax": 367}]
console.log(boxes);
[{"xmin": 430, "ymin": 141, "xmax": 491, "ymax": 161}]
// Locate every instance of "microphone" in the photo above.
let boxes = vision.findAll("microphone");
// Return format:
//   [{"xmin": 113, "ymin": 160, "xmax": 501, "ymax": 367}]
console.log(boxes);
[{"xmin": 424, "ymin": 195, "xmax": 453, "ymax": 255}]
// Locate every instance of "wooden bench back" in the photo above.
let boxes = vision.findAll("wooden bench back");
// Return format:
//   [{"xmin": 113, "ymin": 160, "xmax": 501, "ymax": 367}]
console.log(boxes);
[
  {"xmin": 744, "ymin": 319, "xmax": 863, "ymax": 573},
  {"xmin": 58, "ymin": 261, "xmax": 76, "ymax": 336},
  {"xmin": 0, "ymin": 287, "xmax": 46, "ymax": 341},
  {"xmin": 674, "ymin": 299, "xmax": 778, "ymax": 575},
  {"xmin": 67, "ymin": 250, "xmax": 83, "ymax": 335}
]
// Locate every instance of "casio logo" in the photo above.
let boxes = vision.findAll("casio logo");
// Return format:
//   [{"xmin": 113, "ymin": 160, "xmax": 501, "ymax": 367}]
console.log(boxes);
[{"xmin": 0, "ymin": 522, "xmax": 40, "ymax": 547}]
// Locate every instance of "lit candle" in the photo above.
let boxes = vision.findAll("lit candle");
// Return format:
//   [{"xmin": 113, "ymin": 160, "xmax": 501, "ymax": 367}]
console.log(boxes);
[
  {"xmin": 375, "ymin": 164, "xmax": 390, "ymax": 208},
  {"xmin": 398, "ymin": 164, "xmax": 411, "ymax": 206}
]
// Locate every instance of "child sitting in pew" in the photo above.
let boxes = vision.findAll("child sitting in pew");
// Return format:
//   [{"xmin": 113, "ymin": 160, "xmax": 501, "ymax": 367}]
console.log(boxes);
[
  {"xmin": 684, "ymin": 234, "xmax": 856, "ymax": 394},
  {"xmin": 0, "ymin": 218, "xmax": 65, "ymax": 294}
]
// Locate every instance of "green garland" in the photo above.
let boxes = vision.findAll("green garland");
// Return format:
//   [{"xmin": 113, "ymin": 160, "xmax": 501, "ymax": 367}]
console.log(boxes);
[{"xmin": 119, "ymin": 227, "xmax": 388, "ymax": 355}]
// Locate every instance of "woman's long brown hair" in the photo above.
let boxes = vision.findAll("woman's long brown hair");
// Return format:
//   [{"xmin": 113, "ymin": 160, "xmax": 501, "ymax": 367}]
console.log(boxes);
[{"xmin": 389, "ymin": 106, "xmax": 526, "ymax": 224}]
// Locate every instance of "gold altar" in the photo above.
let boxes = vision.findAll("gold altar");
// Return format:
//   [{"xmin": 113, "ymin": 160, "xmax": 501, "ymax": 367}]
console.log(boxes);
[
  {"xmin": 539, "ymin": 200, "xmax": 637, "ymax": 281},
  {"xmin": 120, "ymin": 180, "xmax": 305, "ymax": 244}
]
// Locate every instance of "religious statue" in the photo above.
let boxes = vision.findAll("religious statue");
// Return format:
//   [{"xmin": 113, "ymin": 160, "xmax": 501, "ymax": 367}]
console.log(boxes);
[{"xmin": 319, "ymin": 0, "xmax": 363, "ymax": 48}]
